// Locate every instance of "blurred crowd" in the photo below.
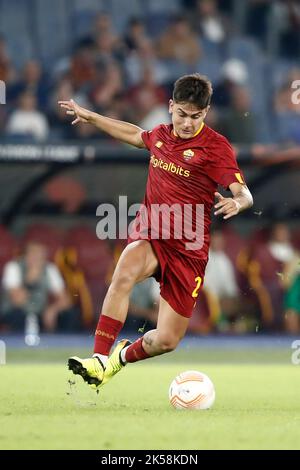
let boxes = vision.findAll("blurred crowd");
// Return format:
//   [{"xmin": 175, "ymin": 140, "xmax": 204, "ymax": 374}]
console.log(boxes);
[
  {"xmin": 0, "ymin": 0, "xmax": 299, "ymax": 146},
  {"xmin": 0, "ymin": 221, "xmax": 299, "ymax": 335}
]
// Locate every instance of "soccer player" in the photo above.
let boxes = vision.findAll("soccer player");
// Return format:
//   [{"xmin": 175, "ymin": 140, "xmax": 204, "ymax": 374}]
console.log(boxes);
[{"xmin": 59, "ymin": 74, "xmax": 253, "ymax": 388}]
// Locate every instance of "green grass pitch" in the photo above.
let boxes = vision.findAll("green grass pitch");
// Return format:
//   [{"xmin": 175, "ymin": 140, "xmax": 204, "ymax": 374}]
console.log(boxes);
[{"xmin": 0, "ymin": 347, "xmax": 300, "ymax": 450}]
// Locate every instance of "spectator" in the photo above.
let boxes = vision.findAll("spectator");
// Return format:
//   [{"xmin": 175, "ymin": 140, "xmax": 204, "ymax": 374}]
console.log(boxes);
[
  {"xmin": 248, "ymin": 223, "xmax": 298, "ymax": 330},
  {"xmin": 70, "ymin": 45, "xmax": 97, "ymax": 91},
  {"xmin": 213, "ymin": 58, "xmax": 249, "ymax": 108},
  {"xmin": 283, "ymin": 256, "xmax": 300, "ymax": 334},
  {"xmin": 126, "ymin": 66, "xmax": 170, "ymax": 128},
  {"xmin": 268, "ymin": 223, "xmax": 296, "ymax": 265},
  {"xmin": 92, "ymin": 12, "xmax": 120, "ymax": 49},
  {"xmin": 8, "ymin": 60, "xmax": 49, "ymax": 110},
  {"xmin": 156, "ymin": 15, "xmax": 202, "ymax": 66},
  {"xmin": 219, "ymin": 85, "xmax": 257, "ymax": 144},
  {"xmin": 127, "ymin": 277, "xmax": 160, "ymax": 328},
  {"xmin": 48, "ymin": 77, "xmax": 76, "ymax": 138},
  {"xmin": 6, "ymin": 91, "xmax": 49, "ymax": 141},
  {"xmin": 191, "ymin": 0, "xmax": 230, "ymax": 44},
  {"xmin": 90, "ymin": 57, "xmax": 122, "ymax": 110},
  {"xmin": 94, "ymin": 31, "xmax": 122, "ymax": 63},
  {"xmin": 204, "ymin": 229, "xmax": 240, "ymax": 331},
  {"xmin": 124, "ymin": 37, "xmax": 169, "ymax": 86},
  {"xmin": 270, "ymin": 0, "xmax": 300, "ymax": 58},
  {"xmin": 123, "ymin": 17, "xmax": 148, "ymax": 53},
  {"xmin": 1, "ymin": 241, "xmax": 71, "ymax": 332}
]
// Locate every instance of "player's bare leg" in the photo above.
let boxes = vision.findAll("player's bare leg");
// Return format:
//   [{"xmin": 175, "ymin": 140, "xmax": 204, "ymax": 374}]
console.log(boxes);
[
  {"xmin": 103, "ymin": 297, "xmax": 189, "ymax": 385},
  {"xmin": 101, "ymin": 240, "xmax": 159, "ymax": 323},
  {"xmin": 141, "ymin": 297, "xmax": 189, "ymax": 356},
  {"xmin": 68, "ymin": 240, "xmax": 159, "ymax": 386}
]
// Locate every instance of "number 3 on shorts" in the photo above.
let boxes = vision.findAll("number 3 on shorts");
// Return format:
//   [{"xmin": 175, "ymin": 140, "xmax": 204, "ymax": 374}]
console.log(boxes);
[{"xmin": 192, "ymin": 276, "xmax": 202, "ymax": 298}]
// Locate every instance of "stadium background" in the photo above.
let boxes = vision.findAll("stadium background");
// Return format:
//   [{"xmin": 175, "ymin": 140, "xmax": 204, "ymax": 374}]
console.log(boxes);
[{"xmin": 0, "ymin": 0, "xmax": 300, "ymax": 450}]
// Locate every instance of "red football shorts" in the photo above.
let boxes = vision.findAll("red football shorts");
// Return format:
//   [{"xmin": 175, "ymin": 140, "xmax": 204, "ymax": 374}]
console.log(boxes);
[{"xmin": 128, "ymin": 238, "xmax": 207, "ymax": 318}]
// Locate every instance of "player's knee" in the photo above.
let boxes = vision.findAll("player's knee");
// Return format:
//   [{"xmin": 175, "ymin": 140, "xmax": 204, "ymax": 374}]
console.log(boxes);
[
  {"xmin": 111, "ymin": 269, "xmax": 137, "ymax": 293},
  {"xmin": 156, "ymin": 334, "xmax": 180, "ymax": 353}
]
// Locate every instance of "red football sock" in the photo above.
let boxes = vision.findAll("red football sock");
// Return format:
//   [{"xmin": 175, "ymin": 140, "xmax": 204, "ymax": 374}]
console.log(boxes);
[
  {"xmin": 125, "ymin": 337, "xmax": 152, "ymax": 363},
  {"xmin": 94, "ymin": 314, "xmax": 123, "ymax": 355}
]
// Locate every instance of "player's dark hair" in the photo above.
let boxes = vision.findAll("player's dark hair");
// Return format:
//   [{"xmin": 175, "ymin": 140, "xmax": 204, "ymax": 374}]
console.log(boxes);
[{"xmin": 173, "ymin": 74, "xmax": 213, "ymax": 109}]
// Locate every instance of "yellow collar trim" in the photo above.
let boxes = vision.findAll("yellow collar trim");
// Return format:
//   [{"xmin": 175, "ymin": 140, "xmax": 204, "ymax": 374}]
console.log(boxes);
[
  {"xmin": 172, "ymin": 122, "xmax": 205, "ymax": 138},
  {"xmin": 193, "ymin": 122, "xmax": 205, "ymax": 137}
]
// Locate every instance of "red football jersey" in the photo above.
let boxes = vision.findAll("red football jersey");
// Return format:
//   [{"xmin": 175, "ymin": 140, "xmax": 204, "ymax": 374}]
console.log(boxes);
[{"xmin": 129, "ymin": 123, "xmax": 244, "ymax": 259}]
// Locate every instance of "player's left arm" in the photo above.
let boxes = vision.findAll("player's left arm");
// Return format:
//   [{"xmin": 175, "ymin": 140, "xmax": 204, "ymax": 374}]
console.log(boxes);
[{"xmin": 214, "ymin": 182, "xmax": 253, "ymax": 220}]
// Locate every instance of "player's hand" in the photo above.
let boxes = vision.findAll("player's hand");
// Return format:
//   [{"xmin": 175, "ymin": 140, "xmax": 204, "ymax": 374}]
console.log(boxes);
[
  {"xmin": 58, "ymin": 99, "xmax": 89, "ymax": 125},
  {"xmin": 214, "ymin": 192, "xmax": 241, "ymax": 220}
]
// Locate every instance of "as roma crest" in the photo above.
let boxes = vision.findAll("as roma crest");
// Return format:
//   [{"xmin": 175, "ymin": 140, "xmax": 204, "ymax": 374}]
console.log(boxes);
[{"xmin": 183, "ymin": 149, "xmax": 194, "ymax": 161}]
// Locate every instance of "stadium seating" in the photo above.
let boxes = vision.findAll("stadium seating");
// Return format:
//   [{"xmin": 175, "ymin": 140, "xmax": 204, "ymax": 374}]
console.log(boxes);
[
  {"xmin": 63, "ymin": 226, "xmax": 113, "ymax": 317},
  {"xmin": 21, "ymin": 223, "xmax": 64, "ymax": 261}
]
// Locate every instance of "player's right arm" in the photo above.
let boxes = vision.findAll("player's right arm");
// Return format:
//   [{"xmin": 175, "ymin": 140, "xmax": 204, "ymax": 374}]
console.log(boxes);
[{"xmin": 58, "ymin": 99, "xmax": 146, "ymax": 148}]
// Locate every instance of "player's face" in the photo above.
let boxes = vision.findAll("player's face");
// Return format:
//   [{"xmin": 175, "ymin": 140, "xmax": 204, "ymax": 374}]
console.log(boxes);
[{"xmin": 169, "ymin": 100, "xmax": 209, "ymax": 139}]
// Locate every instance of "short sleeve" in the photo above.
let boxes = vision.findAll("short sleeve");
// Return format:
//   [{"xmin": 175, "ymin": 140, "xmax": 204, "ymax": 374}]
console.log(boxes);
[
  {"xmin": 2, "ymin": 261, "xmax": 22, "ymax": 289},
  {"xmin": 141, "ymin": 124, "xmax": 165, "ymax": 151},
  {"xmin": 207, "ymin": 137, "xmax": 245, "ymax": 189},
  {"xmin": 46, "ymin": 263, "xmax": 65, "ymax": 294},
  {"xmin": 141, "ymin": 130, "xmax": 153, "ymax": 150}
]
